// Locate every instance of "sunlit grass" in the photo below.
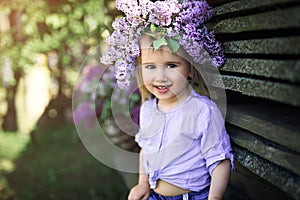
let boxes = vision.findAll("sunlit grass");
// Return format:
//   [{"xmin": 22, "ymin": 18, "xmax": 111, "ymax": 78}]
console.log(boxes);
[
  {"xmin": 0, "ymin": 130, "xmax": 30, "ymax": 200},
  {"xmin": 0, "ymin": 131, "xmax": 30, "ymax": 161},
  {"xmin": 0, "ymin": 125, "xmax": 129, "ymax": 200},
  {"xmin": 0, "ymin": 130, "xmax": 30, "ymax": 174}
]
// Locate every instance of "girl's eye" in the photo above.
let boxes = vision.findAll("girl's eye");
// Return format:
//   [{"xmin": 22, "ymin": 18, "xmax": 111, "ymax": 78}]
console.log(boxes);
[
  {"xmin": 145, "ymin": 65, "xmax": 156, "ymax": 69},
  {"xmin": 167, "ymin": 64, "xmax": 177, "ymax": 69}
]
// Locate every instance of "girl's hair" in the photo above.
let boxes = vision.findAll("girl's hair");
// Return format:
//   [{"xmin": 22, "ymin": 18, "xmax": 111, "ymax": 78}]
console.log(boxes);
[{"xmin": 136, "ymin": 54, "xmax": 210, "ymax": 103}]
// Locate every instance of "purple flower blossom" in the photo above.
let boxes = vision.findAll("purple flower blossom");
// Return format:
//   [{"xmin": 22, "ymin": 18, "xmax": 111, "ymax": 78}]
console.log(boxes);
[
  {"xmin": 102, "ymin": 0, "xmax": 225, "ymax": 88},
  {"xmin": 149, "ymin": 1, "xmax": 180, "ymax": 26},
  {"xmin": 112, "ymin": 17, "xmax": 130, "ymax": 33},
  {"xmin": 212, "ymin": 56, "xmax": 225, "ymax": 67},
  {"xmin": 73, "ymin": 64, "xmax": 141, "ymax": 128},
  {"xmin": 140, "ymin": 0, "xmax": 154, "ymax": 18},
  {"xmin": 73, "ymin": 101, "xmax": 97, "ymax": 129},
  {"xmin": 117, "ymin": 79, "xmax": 131, "ymax": 89},
  {"xmin": 116, "ymin": 0, "xmax": 139, "ymax": 16},
  {"xmin": 183, "ymin": 23, "xmax": 197, "ymax": 38}
]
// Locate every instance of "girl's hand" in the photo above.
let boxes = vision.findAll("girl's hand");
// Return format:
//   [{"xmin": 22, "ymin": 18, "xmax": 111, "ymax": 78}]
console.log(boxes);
[{"xmin": 128, "ymin": 183, "xmax": 150, "ymax": 200}]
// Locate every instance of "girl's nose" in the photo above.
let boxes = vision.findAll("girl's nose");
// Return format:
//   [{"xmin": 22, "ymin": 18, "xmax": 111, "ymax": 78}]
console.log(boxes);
[{"xmin": 155, "ymin": 67, "xmax": 168, "ymax": 82}]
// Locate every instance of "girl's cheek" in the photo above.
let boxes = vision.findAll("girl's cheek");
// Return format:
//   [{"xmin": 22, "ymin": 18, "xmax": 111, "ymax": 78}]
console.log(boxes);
[{"xmin": 142, "ymin": 73, "xmax": 152, "ymax": 83}]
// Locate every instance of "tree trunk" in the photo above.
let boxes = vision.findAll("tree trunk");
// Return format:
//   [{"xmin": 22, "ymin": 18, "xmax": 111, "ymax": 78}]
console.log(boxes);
[
  {"xmin": 2, "ymin": 70, "xmax": 21, "ymax": 132},
  {"xmin": 1, "ymin": 10, "xmax": 24, "ymax": 132}
]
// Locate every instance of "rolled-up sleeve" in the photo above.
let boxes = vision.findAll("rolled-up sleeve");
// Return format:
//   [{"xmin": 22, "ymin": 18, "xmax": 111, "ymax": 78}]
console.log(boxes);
[{"xmin": 199, "ymin": 104, "xmax": 234, "ymax": 176}]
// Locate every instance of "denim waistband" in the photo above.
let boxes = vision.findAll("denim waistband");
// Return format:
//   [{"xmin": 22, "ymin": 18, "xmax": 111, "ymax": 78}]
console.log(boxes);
[{"xmin": 149, "ymin": 186, "xmax": 210, "ymax": 200}]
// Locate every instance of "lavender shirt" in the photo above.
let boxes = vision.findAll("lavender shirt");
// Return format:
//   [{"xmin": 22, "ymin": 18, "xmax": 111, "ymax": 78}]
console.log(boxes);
[{"xmin": 135, "ymin": 90, "xmax": 234, "ymax": 191}]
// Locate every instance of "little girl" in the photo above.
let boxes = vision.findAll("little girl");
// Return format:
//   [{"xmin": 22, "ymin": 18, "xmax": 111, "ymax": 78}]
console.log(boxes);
[{"xmin": 101, "ymin": 1, "xmax": 234, "ymax": 199}]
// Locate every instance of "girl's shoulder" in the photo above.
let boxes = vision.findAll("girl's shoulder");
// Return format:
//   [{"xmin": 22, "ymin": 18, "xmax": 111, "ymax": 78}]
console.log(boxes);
[
  {"xmin": 188, "ymin": 90, "xmax": 226, "ymax": 119},
  {"xmin": 189, "ymin": 90, "xmax": 217, "ymax": 110}
]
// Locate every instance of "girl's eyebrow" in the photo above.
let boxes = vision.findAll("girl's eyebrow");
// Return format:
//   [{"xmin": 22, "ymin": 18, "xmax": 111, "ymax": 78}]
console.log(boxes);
[
  {"xmin": 141, "ymin": 62, "xmax": 155, "ymax": 65},
  {"xmin": 165, "ymin": 61, "xmax": 182, "ymax": 64},
  {"xmin": 141, "ymin": 61, "xmax": 182, "ymax": 65}
]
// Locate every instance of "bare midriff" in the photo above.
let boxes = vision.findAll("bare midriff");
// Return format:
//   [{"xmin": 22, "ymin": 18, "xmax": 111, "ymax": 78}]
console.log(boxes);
[{"xmin": 153, "ymin": 179, "xmax": 191, "ymax": 196}]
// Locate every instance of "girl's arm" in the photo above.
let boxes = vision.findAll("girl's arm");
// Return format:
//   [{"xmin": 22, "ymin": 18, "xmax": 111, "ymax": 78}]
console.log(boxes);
[
  {"xmin": 208, "ymin": 159, "xmax": 231, "ymax": 200},
  {"xmin": 127, "ymin": 149, "xmax": 150, "ymax": 200}
]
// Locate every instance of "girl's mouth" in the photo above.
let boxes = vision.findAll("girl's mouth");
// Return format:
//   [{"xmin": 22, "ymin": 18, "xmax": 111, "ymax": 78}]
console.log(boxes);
[{"xmin": 154, "ymin": 85, "xmax": 170, "ymax": 93}]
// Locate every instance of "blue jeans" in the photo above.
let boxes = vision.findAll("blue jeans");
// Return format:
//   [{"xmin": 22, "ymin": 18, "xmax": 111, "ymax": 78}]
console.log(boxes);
[{"xmin": 148, "ymin": 186, "xmax": 209, "ymax": 200}]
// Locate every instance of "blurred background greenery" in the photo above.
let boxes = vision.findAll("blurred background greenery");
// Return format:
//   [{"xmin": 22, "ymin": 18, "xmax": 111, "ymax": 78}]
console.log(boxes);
[{"xmin": 0, "ymin": 0, "xmax": 131, "ymax": 199}]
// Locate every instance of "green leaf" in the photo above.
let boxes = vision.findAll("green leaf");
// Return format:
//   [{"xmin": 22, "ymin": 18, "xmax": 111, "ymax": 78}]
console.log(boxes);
[
  {"xmin": 178, "ymin": 0, "xmax": 183, "ymax": 3},
  {"xmin": 153, "ymin": 37, "xmax": 168, "ymax": 51},
  {"xmin": 172, "ymin": 35, "xmax": 181, "ymax": 40},
  {"xmin": 166, "ymin": 37, "xmax": 180, "ymax": 54},
  {"xmin": 100, "ymin": 100, "xmax": 111, "ymax": 121},
  {"xmin": 62, "ymin": 55, "xmax": 71, "ymax": 65},
  {"xmin": 145, "ymin": 32, "xmax": 157, "ymax": 39},
  {"xmin": 150, "ymin": 23, "xmax": 157, "ymax": 33}
]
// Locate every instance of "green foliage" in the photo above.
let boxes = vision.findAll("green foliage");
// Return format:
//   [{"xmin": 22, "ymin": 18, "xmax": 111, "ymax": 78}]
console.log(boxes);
[
  {"xmin": 0, "ymin": 130, "xmax": 29, "ymax": 160},
  {"xmin": 0, "ymin": 0, "xmax": 116, "ymax": 76},
  {"xmin": 0, "ymin": 125, "xmax": 128, "ymax": 200},
  {"xmin": 153, "ymin": 37, "xmax": 168, "ymax": 51},
  {"xmin": 147, "ymin": 23, "xmax": 181, "ymax": 54},
  {"xmin": 166, "ymin": 37, "xmax": 181, "ymax": 54}
]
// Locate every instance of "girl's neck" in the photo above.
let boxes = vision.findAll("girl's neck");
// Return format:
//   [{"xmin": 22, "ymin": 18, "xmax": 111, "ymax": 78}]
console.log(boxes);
[{"xmin": 157, "ymin": 86, "xmax": 192, "ymax": 113}]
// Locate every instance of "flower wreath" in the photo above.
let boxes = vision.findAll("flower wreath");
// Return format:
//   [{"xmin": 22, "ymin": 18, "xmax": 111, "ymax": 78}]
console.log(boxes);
[{"xmin": 101, "ymin": 0, "xmax": 225, "ymax": 89}]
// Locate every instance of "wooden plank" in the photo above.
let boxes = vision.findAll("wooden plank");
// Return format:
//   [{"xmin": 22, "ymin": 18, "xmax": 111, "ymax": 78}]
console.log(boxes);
[
  {"xmin": 214, "ymin": 5, "xmax": 300, "ymax": 33},
  {"xmin": 214, "ymin": 0, "xmax": 300, "ymax": 16},
  {"xmin": 228, "ymin": 125, "xmax": 300, "ymax": 176},
  {"xmin": 221, "ymin": 59, "xmax": 300, "ymax": 83},
  {"xmin": 225, "ymin": 101, "xmax": 300, "ymax": 153},
  {"xmin": 233, "ymin": 145, "xmax": 300, "ymax": 200},
  {"xmin": 213, "ymin": 75, "xmax": 300, "ymax": 106},
  {"xmin": 227, "ymin": 162, "xmax": 294, "ymax": 200},
  {"xmin": 223, "ymin": 36, "xmax": 300, "ymax": 55},
  {"xmin": 207, "ymin": 0, "xmax": 237, "ymax": 7}
]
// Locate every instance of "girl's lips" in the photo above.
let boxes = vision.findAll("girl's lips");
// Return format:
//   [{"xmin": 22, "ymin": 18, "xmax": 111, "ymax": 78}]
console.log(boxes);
[{"xmin": 154, "ymin": 85, "xmax": 170, "ymax": 93}]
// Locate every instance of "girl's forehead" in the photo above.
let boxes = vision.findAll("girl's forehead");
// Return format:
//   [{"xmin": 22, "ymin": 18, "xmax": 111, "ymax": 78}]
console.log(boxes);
[
  {"xmin": 139, "ymin": 34, "xmax": 188, "ymax": 63},
  {"xmin": 140, "ymin": 48, "xmax": 186, "ymax": 64}
]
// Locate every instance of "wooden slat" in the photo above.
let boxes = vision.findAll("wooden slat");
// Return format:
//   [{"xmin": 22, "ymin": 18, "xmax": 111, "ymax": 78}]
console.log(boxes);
[
  {"xmin": 223, "ymin": 36, "xmax": 300, "ymax": 55},
  {"xmin": 233, "ymin": 146, "xmax": 300, "ymax": 200},
  {"xmin": 221, "ymin": 59, "xmax": 300, "ymax": 83},
  {"xmin": 225, "ymin": 102, "xmax": 300, "ymax": 153},
  {"xmin": 228, "ymin": 125, "xmax": 300, "ymax": 176},
  {"xmin": 207, "ymin": 0, "xmax": 236, "ymax": 7},
  {"xmin": 213, "ymin": 75, "xmax": 300, "ymax": 106},
  {"xmin": 214, "ymin": 0, "xmax": 300, "ymax": 16},
  {"xmin": 214, "ymin": 5, "xmax": 300, "ymax": 33},
  {"xmin": 227, "ymin": 162, "xmax": 294, "ymax": 200}
]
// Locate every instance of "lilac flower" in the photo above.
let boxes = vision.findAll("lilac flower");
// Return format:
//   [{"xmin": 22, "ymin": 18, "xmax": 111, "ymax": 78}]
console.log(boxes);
[
  {"xmin": 149, "ymin": 1, "xmax": 179, "ymax": 26},
  {"xmin": 117, "ymin": 79, "xmax": 131, "ymax": 89},
  {"xmin": 130, "ymin": 16, "xmax": 144, "ymax": 27},
  {"xmin": 102, "ymin": 0, "xmax": 225, "ymax": 88},
  {"xmin": 212, "ymin": 56, "xmax": 225, "ymax": 67},
  {"xmin": 183, "ymin": 23, "xmax": 197, "ymax": 38},
  {"xmin": 140, "ymin": 0, "xmax": 154, "ymax": 18},
  {"xmin": 73, "ymin": 63, "xmax": 141, "ymax": 131},
  {"xmin": 73, "ymin": 101, "xmax": 97, "ymax": 128},
  {"xmin": 116, "ymin": 0, "xmax": 139, "ymax": 16},
  {"xmin": 82, "ymin": 65, "xmax": 104, "ymax": 81},
  {"xmin": 179, "ymin": 0, "xmax": 213, "ymax": 26},
  {"xmin": 112, "ymin": 17, "xmax": 130, "ymax": 33}
]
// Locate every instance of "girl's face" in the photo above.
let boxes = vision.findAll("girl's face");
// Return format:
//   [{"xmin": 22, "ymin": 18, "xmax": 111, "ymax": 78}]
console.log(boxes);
[{"xmin": 140, "ymin": 46, "xmax": 191, "ymax": 107}]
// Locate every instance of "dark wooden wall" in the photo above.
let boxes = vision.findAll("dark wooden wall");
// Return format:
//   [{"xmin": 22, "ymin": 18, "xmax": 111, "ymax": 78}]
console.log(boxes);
[{"xmin": 207, "ymin": 0, "xmax": 300, "ymax": 199}]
